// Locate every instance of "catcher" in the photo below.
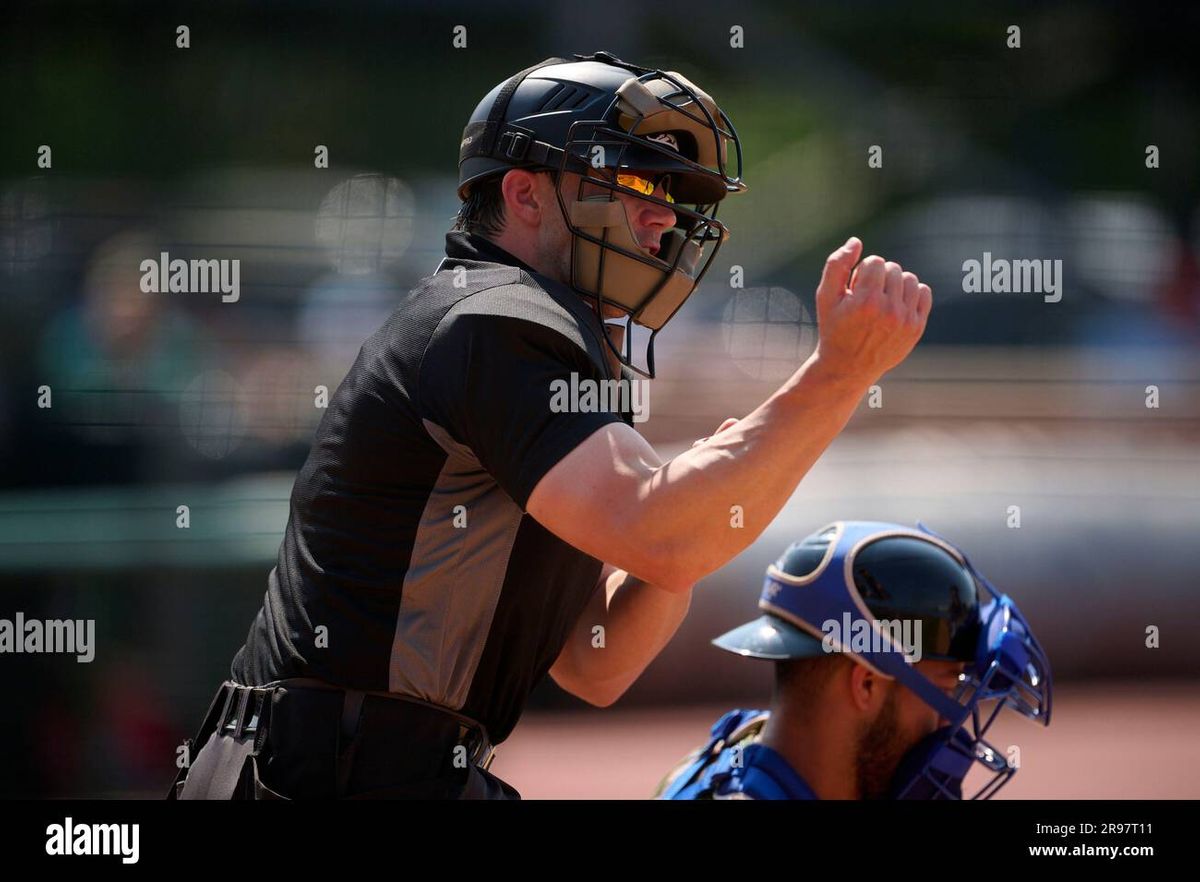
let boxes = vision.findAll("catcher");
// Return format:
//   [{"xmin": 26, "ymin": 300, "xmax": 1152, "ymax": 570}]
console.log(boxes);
[{"xmin": 657, "ymin": 521, "xmax": 1052, "ymax": 800}]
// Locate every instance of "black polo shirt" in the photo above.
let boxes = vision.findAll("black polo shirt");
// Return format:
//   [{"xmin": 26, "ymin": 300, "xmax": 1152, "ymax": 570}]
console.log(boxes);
[{"xmin": 231, "ymin": 231, "xmax": 635, "ymax": 744}]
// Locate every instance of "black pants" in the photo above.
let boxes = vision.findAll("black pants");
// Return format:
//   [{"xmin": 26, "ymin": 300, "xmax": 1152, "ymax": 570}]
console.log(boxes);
[{"xmin": 170, "ymin": 680, "xmax": 519, "ymax": 800}]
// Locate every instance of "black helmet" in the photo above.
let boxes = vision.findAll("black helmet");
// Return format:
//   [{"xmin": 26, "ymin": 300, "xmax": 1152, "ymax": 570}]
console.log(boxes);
[
  {"xmin": 457, "ymin": 51, "xmax": 747, "ymax": 377},
  {"xmin": 714, "ymin": 521, "xmax": 983, "ymax": 663}
]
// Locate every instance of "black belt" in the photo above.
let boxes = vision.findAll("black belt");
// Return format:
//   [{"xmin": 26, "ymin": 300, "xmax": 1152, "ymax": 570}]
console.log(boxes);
[
  {"xmin": 173, "ymin": 677, "xmax": 496, "ymax": 799},
  {"xmin": 269, "ymin": 677, "xmax": 496, "ymax": 771}
]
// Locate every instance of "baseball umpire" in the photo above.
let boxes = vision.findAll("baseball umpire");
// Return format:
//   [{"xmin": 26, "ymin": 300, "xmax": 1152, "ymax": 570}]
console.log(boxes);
[
  {"xmin": 656, "ymin": 521, "xmax": 1052, "ymax": 800},
  {"xmin": 170, "ymin": 51, "xmax": 934, "ymax": 799}
]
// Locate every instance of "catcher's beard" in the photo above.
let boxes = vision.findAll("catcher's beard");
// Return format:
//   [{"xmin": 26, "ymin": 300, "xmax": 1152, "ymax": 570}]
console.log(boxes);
[{"xmin": 855, "ymin": 685, "xmax": 906, "ymax": 800}]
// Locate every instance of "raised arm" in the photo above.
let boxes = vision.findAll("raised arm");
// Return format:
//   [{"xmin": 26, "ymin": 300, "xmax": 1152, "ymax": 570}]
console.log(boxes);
[{"xmin": 527, "ymin": 238, "xmax": 932, "ymax": 592}]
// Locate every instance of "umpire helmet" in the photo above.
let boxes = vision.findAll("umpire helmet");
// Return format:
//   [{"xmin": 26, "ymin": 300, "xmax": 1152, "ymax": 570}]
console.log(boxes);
[{"xmin": 457, "ymin": 51, "xmax": 746, "ymax": 377}]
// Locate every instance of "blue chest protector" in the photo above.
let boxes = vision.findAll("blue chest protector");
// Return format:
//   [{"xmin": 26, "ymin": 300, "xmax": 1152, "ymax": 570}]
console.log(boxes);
[{"xmin": 657, "ymin": 709, "xmax": 817, "ymax": 800}]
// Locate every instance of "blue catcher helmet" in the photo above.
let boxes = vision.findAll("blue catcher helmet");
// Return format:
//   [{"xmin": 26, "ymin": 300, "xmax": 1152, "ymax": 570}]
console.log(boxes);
[{"xmin": 713, "ymin": 520, "xmax": 1052, "ymax": 800}]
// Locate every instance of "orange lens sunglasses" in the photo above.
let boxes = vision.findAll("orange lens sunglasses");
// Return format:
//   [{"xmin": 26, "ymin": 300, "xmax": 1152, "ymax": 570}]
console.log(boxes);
[{"xmin": 615, "ymin": 173, "xmax": 675, "ymax": 204}]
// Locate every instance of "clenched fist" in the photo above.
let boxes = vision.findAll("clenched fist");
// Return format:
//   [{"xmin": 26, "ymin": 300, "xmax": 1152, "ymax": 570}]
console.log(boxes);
[{"xmin": 812, "ymin": 237, "xmax": 931, "ymax": 385}]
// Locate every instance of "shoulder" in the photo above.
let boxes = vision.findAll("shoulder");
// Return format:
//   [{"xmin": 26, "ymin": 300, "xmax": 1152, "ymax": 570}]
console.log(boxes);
[
  {"xmin": 655, "ymin": 709, "xmax": 770, "ymax": 800},
  {"xmin": 439, "ymin": 275, "xmax": 605, "ymax": 353},
  {"xmin": 420, "ymin": 276, "xmax": 612, "ymax": 382},
  {"xmin": 726, "ymin": 743, "xmax": 818, "ymax": 800}
]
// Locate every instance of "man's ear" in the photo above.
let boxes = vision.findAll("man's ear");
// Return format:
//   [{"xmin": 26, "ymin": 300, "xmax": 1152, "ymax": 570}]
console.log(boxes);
[
  {"xmin": 847, "ymin": 662, "xmax": 889, "ymax": 713},
  {"xmin": 500, "ymin": 169, "xmax": 546, "ymax": 227}
]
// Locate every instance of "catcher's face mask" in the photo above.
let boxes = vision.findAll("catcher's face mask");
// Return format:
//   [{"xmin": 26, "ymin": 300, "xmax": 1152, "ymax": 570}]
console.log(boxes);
[
  {"xmin": 555, "ymin": 61, "xmax": 745, "ymax": 377},
  {"xmin": 885, "ymin": 554, "xmax": 1054, "ymax": 800}
]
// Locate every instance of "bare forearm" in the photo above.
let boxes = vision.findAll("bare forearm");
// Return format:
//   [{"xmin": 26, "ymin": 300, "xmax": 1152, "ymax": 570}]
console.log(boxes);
[
  {"xmin": 594, "ymin": 566, "xmax": 691, "ymax": 679},
  {"xmin": 635, "ymin": 356, "xmax": 868, "ymax": 586},
  {"xmin": 553, "ymin": 565, "xmax": 691, "ymax": 705}
]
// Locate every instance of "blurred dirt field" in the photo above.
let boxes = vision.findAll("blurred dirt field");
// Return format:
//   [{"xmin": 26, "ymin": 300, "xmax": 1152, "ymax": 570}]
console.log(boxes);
[{"xmin": 492, "ymin": 680, "xmax": 1200, "ymax": 799}]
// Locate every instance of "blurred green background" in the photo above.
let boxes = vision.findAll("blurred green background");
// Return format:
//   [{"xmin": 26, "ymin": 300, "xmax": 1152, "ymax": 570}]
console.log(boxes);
[{"xmin": 1, "ymin": 1, "xmax": 1197, "ymax": 797}]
